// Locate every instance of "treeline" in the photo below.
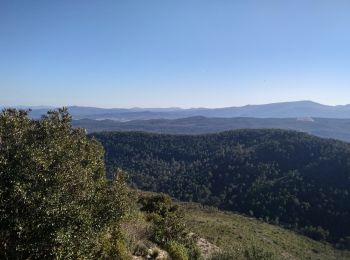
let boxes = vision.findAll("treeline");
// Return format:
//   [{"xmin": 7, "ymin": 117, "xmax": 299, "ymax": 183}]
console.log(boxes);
[{"xmin": 93, "ymin": 130, "xmax": 350, "ymax": 243}]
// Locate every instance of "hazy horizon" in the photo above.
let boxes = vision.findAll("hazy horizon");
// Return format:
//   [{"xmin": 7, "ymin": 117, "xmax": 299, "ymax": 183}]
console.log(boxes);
[{"xmin": 2, "ymin": 100, "xmax": 350, "ymax": 110}]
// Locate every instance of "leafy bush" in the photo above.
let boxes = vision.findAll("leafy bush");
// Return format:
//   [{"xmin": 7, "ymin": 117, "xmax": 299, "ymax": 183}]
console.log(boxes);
[
  {"xmin": 166, "ymin": 241, "xmax": 189, "ymax": 260},
  {"xmin": 152, "ymin": 210, "xmax": 187, "ymax": 245},
  {"xmin": 138, "ymin": 193, "xmax": 186, "ymax": 245},
  {"xmin": 133, "ymin": 242, "xmax": 149, "ymax": 256},
  {"xmin": 138, "ymin": 193, "xmax": 201, "ymax": 259},
  {"xmin": 0, "ymin": 108, "xmax": 132, "ymax": 259},
  {"xmin": 139, "ymin": 193, "xmax": 175, "ymax": 217}
]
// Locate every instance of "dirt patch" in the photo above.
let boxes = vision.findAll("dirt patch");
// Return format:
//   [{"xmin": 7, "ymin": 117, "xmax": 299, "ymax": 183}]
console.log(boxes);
[{"xmin": 196, "ymin": 237, "xmax": 220, "ymax": 259}]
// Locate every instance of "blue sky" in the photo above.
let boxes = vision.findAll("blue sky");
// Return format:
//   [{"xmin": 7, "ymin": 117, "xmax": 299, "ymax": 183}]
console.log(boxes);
[{"xmin": 1, "ymin": 0, "xmax": 350, "ymax": 108}]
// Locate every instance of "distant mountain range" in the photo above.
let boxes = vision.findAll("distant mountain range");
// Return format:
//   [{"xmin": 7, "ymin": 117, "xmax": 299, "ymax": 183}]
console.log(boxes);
[
  {"xmin": 73, "ymin": 117, "xmax": 350, "ymax": 142},
  {"xmin": 3, "ymin": 101, "xmax": 350, "ymax": 142},
  {"xmin": 4, "ymin": 101, "xmax": 350, "ymax": 120}
]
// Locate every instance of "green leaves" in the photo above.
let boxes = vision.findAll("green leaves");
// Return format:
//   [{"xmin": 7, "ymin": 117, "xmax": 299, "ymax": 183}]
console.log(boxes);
[{"xmin": 0, "ymin": 108, "xmax": 132, "ymax": 259}]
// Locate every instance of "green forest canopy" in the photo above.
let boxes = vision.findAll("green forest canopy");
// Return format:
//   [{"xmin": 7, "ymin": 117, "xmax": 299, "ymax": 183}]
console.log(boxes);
[{"xmin": 93, "ymin": 130, "xmax": 350, "ymax": 243}]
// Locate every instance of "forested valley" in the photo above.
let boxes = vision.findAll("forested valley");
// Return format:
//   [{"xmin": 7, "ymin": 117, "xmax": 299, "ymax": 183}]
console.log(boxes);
[{"xmin": 93, "ymin": 130, "xmax": 350, "ymax": 245}]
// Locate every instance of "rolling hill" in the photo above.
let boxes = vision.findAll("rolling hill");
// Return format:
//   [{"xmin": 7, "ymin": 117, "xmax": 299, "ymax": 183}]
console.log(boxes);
[
  {"xmin": 20, "ymin": 101, "xmax": 350, "ymax": 120},
  {"xmin": 92, "ymin": 129, "xmax": 350, "ymax": 243},
  {"xmin": 74, "ymin": 116, "xmax": 350, "ymax": 142}
]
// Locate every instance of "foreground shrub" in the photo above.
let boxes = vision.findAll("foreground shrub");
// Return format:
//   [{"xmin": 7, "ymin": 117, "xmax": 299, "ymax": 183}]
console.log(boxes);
[
  {"xmin": 139, "ymin": 193, "xmax": 200, "ymax": 259},
  {"xmin": 133, "ymin": 242, "xmax": 149, "ymax": 257},
  {"xmin": 166, "ymin": 240, "xmax": 189, "ymax": 260},
  {"xmin": 114, "ymin": 239, "xmax": 131, "ymax": 260},
  {"xmin": 0, "ymin": 108, "xmax": 132, "ymax": 259},
  {"xmin": 139, "ymin": 193, "xmax": 174, "ymax": 217},
  {"xmin": 152, "ymin": 210, "xmax": 187, "ymax": 245}
]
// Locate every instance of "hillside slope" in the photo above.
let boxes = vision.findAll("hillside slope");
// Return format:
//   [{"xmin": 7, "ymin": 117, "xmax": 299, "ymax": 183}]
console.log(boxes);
[
  {"xmin": 126, "ymin": 191, "xmax": 350, "ymax": 259},
  {"xmin": 182, "ymin": 203, "xmax": 350, "ymax": 260},
  {"xmin": 93, "ymin": 130, "xmax": 350, "ymax": 242}
]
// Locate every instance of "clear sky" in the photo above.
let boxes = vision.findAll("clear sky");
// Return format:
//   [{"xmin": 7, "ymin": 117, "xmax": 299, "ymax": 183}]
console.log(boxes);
[{"xmin": 1, "ymin": 0, "xmax": 350, "ymax": 108}]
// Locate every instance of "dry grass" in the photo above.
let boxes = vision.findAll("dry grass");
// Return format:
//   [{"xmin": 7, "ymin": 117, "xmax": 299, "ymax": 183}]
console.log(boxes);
[{"xmin": 181, "ymin": 203, "xmax": 350, "ymax": 260}]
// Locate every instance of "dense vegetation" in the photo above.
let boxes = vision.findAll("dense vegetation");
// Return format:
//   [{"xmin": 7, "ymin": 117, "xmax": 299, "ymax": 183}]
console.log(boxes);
[
  {"xmin": 93, "ymin": 130, "xmax": 350, "ymax": 244},
  {"xmin": 135, "ymin": 192, "xmax": 201, "ymax": 259},
  {"xmin": 0, "ymin": 109, "xmax": 133, "ymax": 259},
  {"xmin": 0, "ymin": 109, "xmax": 211, "ymax": 259}
]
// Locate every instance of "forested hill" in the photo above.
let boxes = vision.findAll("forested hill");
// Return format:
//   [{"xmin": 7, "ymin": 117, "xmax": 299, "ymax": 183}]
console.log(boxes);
[
  {"xmin": 74, "ymin": 116, "xmax": 350, "ymax": 142},
  {"xmin": 92, "ymin": 130, "xmax": 350, "ymax": 243}
]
